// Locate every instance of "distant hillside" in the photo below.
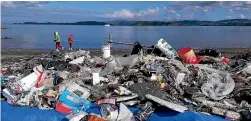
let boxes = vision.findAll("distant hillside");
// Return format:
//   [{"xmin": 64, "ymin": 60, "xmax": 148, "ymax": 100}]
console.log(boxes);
[
  {"xmin": 14, "ymin": 19, "xmax": 251, "ymax": 26},
  {"xmin": 168, "ymin": 19, "xmax": 251, "ymax": 26},
  {"xmin": 14, "ymin": 21, "xmax": 108, "ymax": 25},
  {"xmin": 108, "ymin": 20, "xmax": 134, "ymax": 26},
  {"xmin": 131, "ymin": 21, "xmax": 171, "ymax": 26},
  {"xmin": 108, "ymin": 19, "xmax": 251, "ymax": 26}
]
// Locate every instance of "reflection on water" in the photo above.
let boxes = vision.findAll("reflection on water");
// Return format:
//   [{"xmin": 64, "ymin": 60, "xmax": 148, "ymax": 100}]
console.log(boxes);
[
  {"xmin": 22, "ymin": 34, "xmax": 36, "ymax": 48},
  {"xmin": 1, "ymin": 25, "xmax": 251, "ymax": 49}
]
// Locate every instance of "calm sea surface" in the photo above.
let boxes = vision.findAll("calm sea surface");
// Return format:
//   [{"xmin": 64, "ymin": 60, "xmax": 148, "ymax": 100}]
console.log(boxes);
[{"xmin": 1, "ymin": 25, "xmax": 251, "ymax": 49}]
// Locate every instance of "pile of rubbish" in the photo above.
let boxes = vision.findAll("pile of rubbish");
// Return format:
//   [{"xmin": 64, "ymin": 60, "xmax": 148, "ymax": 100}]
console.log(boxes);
[{"xmin": 1, "ymin": 38, "xmax": 251, "ymax": 121}]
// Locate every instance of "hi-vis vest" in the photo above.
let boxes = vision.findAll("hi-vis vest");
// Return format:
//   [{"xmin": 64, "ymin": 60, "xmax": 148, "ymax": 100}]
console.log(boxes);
[{"xmin": 55, "ymin": 35, "xmax": 60, "ymax": 42}]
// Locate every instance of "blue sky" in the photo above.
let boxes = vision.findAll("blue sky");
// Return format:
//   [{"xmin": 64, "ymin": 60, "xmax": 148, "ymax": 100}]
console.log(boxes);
[{"xmin": 1, "ymin": 1, "xmax": 251, "ymax": 23}]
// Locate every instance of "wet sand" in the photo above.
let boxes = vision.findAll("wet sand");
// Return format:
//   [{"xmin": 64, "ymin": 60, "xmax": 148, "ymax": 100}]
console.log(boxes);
[{"xmin": 1, "ymin": 48, "xmax": 251, "ymax": 64}]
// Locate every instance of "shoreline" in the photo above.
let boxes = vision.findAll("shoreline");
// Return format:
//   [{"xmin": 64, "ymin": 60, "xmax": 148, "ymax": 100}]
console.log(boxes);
[
  {"xmin": 1, "ymin": 48, "xmax": 251, "ymax": 64},
  {"xmin": 5, "ymin": 24, "xmax": 251, "ymax": 27}
]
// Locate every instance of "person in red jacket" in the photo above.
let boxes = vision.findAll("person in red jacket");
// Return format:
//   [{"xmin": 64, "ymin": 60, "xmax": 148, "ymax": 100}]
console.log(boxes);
[{"xmin": 68, "ymin": 34, "xmax": 74, "ymax": 50}]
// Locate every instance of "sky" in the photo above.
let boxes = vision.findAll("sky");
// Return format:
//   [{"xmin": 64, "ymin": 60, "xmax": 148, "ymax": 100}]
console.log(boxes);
[{"xmin": 1, "ymin": 1, "xmax": 251, "ymax": 23}]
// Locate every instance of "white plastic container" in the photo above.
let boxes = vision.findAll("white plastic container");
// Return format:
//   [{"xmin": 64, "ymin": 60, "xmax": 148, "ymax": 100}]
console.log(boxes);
[
  {"xmin": 92, "ymin": 73, "xmax": 100, "ymax": 85},
  {"xmin": 18, "ymin": 65, "xmax": 43, "ymax": 91},
  {"xmin": 102, "ymin": 44, "xmax": 111, "ymax": 58},
  {"xmin": 67, "ymin": 83, "xmax": 91, "ymax": 99},
  {"xmin": 156, "ymin": 38, "xmax": 178, "ymax": 58}
]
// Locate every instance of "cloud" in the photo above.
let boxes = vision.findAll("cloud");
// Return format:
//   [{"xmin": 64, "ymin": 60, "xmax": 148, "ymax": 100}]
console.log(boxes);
[
  {"xmin": 104, "ymin": 9, "xmax": 134, "ymax": 19},
  {"xmin": 230, "ymin": 2, "xmax": 243, "ymax": 7},
  {"xmin": 178, "ymin": 13, "xmax": 195, "ymax": 20},
  {"xmin": 2, "ymin": 1, "xmax": 251, "ymax": 22},
  {"xmin": 165, "ymin": 12, "xmax": 195, "ymax": 21},
  {"xmin": 240, "ymin": 14, "xmax": 246, "ymax": 19},
  {"xmin": 203, "ymin": 9, "xmax": 209, "ymax": 12},
  {"xmin": 166, "ymin": 1, "xmax": 218, "ymax": 12},
  {"xmin": 1, "ymin": 4, "xmax": 104, "ymax": 22},
  {"xmin": 184, "ymin": 5, "xmax": 212, "ymax": 12},
  {"xmin": 224, "ymin": 2, "xmax": 251, "ymax": 12},
  {"xmin": 1, "ymin": 1, "xmax": 48, "ymax": 8},
  {"xmin": 164, "ymin": 6, "xmax": 176, "ymax": 13},
  {"xmin": 103, "ymin": 7, "xmax": 159, "ymax": 19},
  {"xmin": 1, "ymin": 1, "xmax": 15, "ymax": 8},
  {"xmin": 226, "ymin": 16, "xmax": 232, "ymax": 19},
  {"xmin": 229, "ymin": 9, "xmax": 234, "ymax": 12},
  {"xmin": 135, "ymin": 7, "xmax": 159, "ymax": 17},
  {"xmin": 164, "ymin": 1, "xmax": 251, "ymax": 13},
  {"xmin": 176, "ymin": 14, "xmax": 181, "ymax": 17}
]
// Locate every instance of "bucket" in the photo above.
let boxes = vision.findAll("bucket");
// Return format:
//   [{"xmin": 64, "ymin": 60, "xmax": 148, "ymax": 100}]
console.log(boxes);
[
  {"xmin": 178, "ymin": 47, "xmax": 198, "ymax": 64},
  {"xmin": 222, "ymin": 57, "xmax": 229, "ymax": 63},
  {"xmin": 102, "ymin": 45, "xmax": 111, "ymax": 58}
]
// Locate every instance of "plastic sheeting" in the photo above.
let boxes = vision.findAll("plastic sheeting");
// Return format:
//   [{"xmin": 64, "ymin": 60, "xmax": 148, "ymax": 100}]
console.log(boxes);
[{"xmin": 1, "ymin": 101, "xmax": 229, "ymax": 121}]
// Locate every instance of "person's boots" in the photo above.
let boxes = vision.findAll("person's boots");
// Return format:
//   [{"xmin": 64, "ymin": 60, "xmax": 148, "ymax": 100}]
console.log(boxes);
[{"xmin": 56, "ymin": 49, "xmax": 59, "ymax": 52}]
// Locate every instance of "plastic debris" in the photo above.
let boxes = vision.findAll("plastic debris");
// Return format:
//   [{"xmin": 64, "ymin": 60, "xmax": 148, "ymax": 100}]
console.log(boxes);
[
  {"xmin": 66, "ymin": 83, "xmax": 91, "ymax": 99},
  {"xmin": 92, "ymin": 73, "xmax": 100, "ymax": 85},
  {"xmin": 102, "ymin": 44, "xmax": 111, "ymax": 59},
  {"xmin": 211, "ymin": 107, "xmax": 241, "ymax": 120},
  {"xmin": 98, "ymin": 99, "xmax": 118, "ymax": 121},
  {"xmin": 156, "ymin": 38, "xmax": 178, "ymax": 58},
  {"xmin": 18, "ymin": 65, "xmax": 44, "ymax": 92},
  {"xmin": 146, "ymin": 94, "xmax": 188, "ymax": 113},
  {"xmin": 69, "ymin": 56, "xmax": 85, "ymax": 65},
  {"xmin": 178, "ymin": 47, "xmax": 198, "ymax": 64},
  {"xmin": 67, "ymin": 111, "xmax": 88, "ymax": 121},
  {"xmin": 198, "ymin": 49, "xmax": 221, "ymax": 57},
  {"xmin": 201, "ymin": 73, "xmax": 235, "ymax": 100},
  {"xmin": 1, "ymin": 38, "xmax": 251, "ymax": 121},
  {"xmin": 134, "ymin": 101, "xmax": 155, "ymax": 121},
  {"xmin": 117, "ymin": 103, "xmax": 133, "ymax": 121}
]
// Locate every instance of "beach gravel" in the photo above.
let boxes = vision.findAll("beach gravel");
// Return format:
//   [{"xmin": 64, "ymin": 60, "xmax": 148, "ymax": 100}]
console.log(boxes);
[{"xmin": 1, "ymin": 48, "xmax": 250, "ymax": 64}]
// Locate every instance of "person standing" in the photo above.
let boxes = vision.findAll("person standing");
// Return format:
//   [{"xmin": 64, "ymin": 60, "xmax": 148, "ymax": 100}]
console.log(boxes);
[
  {"xmin": 68, "ymin": 34, "xmax": 74, "ymax": 50},
  {"xmin": 54, "ymin": 31, "xmax": 64, "ymax": 51}
]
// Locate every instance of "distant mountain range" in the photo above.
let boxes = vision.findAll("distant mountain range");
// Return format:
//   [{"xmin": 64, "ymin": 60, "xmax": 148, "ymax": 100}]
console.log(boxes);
[
  {"xmin": 14, "ymin": 19, "xmax": 251, "ymax": 26},
  {"xmin": 14, "ymin": 21, "xmax": 108, "ymax": 25}
]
